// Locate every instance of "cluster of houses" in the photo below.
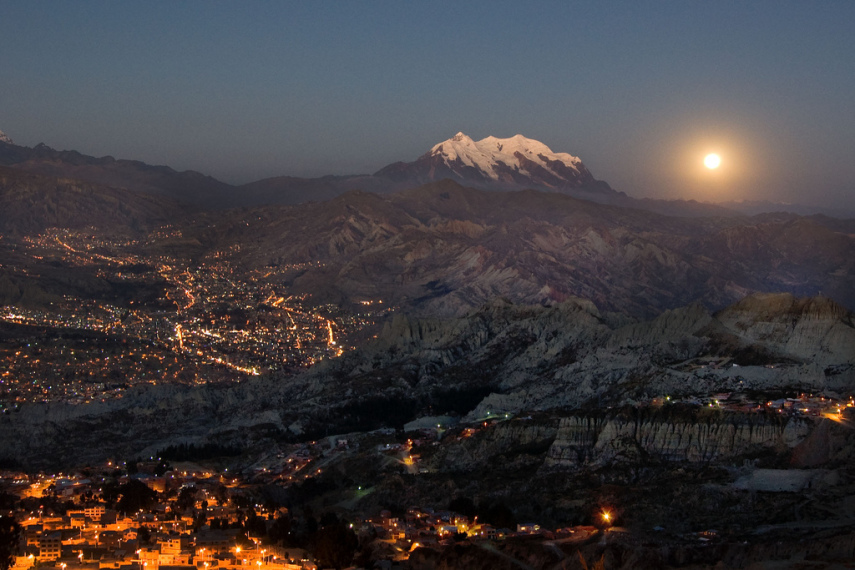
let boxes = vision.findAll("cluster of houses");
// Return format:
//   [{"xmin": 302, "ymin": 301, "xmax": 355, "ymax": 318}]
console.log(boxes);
[
  {"xmin": 2, "ymin": 470, "xmax": 318, "ymax": 570},
  {"xmin": 648, "ymin": 392, "xmax": 855, "ymax": 418},
  {"xmin": 1, "ymin": 461, "xmax": 561, "ymax": 570},
  {"xmin": 353, "ymin": 506, "xmax": 553, "ymax": 562}
]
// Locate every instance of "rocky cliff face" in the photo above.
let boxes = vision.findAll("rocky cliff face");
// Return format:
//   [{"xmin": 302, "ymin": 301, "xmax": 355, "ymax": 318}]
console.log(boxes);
[
  {"xmin": 0, "ymin": 293, "xmax": 851, "ymax": 469},
  {"xmin": 545, "ymin": 412, "xmax": 811, "ymax": 468},
  {"xmin": 710, "ymin": 293, "xmax": 855, "ymax": 364},
  {"xmin": 427, "ymin": 421, "xmax": 558, "ymax": 472},
  {"xmin": 345, "ymin": 292, "xmax": 854, "ymax": 421}
]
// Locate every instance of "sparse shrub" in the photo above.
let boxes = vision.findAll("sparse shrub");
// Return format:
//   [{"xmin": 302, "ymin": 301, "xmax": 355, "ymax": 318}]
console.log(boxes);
[{"xmin": 577, "ymin": 551, "xmax": 605, "ymax": 570}]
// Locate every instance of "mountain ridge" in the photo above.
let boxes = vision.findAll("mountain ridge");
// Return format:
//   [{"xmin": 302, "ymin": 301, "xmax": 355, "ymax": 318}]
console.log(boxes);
[
  {"xmin": 1, "ymin": 129, "xmax": 853, "ymax": 221},
  {"xmin": 195, "ymin": 180, "xmax": 855, "ymax": 318},
  {"xmin": 0, "ymin": 165, "xmax": 183, "ymax": 235},
  {"xmin": 0, "ymin": 139, "xmax": 235, "ymax": 205},
  {"xmin": 0, "ymin": 131, "xmax": 739, "ymax": 217}
]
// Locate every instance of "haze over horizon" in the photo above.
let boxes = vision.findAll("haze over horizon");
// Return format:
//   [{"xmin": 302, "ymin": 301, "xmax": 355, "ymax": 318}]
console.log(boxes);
[{"xmin": 2, "ymin": 1, "xmax": 854, "ymax": 210}]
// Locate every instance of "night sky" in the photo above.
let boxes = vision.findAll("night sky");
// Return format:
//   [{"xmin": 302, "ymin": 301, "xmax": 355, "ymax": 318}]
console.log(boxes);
[{"xmin": 2, "ymin": 1, "xmax": 854, "ymax": 208}]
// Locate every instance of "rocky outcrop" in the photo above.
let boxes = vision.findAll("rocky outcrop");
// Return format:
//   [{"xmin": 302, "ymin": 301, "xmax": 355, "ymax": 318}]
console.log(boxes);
[
  {"xmin": 0, "ymin": 294, "xmax": 851, "ymax": 470},
  {"xmin": 710, "ymin": 292, "xmax": 855, "ymax": 365},
  {"xmin": 406, "ymin": 531, "xmax": 855, "ymax": 570},
  {"xmin": 427, "ymin": 421, "xmax": 558, "ymax": 472},
  {"xmin": 545, "ymin": 412, "xmax": 812, "ymax": 468}
]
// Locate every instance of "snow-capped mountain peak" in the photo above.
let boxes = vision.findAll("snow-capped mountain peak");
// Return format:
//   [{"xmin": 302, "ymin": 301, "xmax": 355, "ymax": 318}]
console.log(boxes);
[
  {"xmin": 428, "ymin": 132, "xmax": 584, "ymax": 183},
  {"xmin": 374, "ymin": 131, "xmax": 604, "ymax": 193},
  {"xmin": 0, "ymin": 129, "xmax": 13, "ymax": 145}
]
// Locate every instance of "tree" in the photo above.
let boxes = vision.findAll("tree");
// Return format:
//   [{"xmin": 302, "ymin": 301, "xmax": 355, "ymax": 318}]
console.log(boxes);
[
  {"xmin": 137, "ymin": 527, "xmax": 151, "ymax": 546},
  {"xmin": 0, "ymin": 516, "xmax": 21, "ymax": 570},
  {"xmin": 101, "ymin": 481, "xmax": 121, "ymax": 507},
  {"xmin": 244, "ymin": 512, "xmax": 267, "ymax": 539},
  {"xmin": 116, "ymin": 480, "xmax": 158, "ymax": 514},
  {"xmin": 448, "ymin": 496, "xmax": 476, "ymax": 518},
  {"xmin": 319, "ymin": 512, "xmax": 339, "ymax": 527},
  {"xmin": 0, "ymin": 494, "xmax": 14, "ymax": 511},
  {"xmin": 235, "ymin": 531, "xmax": 253, "ymax": 548},
  {"xmin": 480, "ymin": 501, "xmax": 516, "ymax": 530},
  {"xmin": 578, "ymin": 552, "xmax": 605, "ymax": 570},
  {"xmin": 268, "ymin": 515, "xmax": 292, "ymax": 546},
  {"xmin": 215, "ymin": 485, "xmax": 229, "ymax": 506},
  {"xmin": 193, "ymin": 513, "xmax": 207, "ymax": 532},
  {"xmin": 154, "ymin": 460, "xmax": 171, "ymax": 477},
  {"xmin": 176, "ymin": 487, "xmax": 197, "ymax": 512},
  {"xmin": 313, "ymin": 522, "xmax": 357, "ymax": 570}
]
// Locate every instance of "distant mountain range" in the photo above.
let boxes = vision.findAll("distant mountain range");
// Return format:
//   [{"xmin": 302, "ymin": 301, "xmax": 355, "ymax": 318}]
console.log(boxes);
[
  {"xmin": 0, "ymin": 166, "xmax": 181, "ymax": 235},
  {"xmin": 231, "ymin": 133, "xmax": 738, "ymax": 217},
  {"xmin": 2, "ymin": 129, "xmax": 854, "ymax": 317},
  {"xmin": 192, "ymin": 180, "xmax": 855, "ymax": 318},
  {"xmin": 0, "ymin": 139, "xmax": 232, "ymax": 206},
  {"xmin": 3, "ymin": 129, "xmax": 846, "ymax": 218},
  {"xmin": 4, "ymin": 163, "xmax": 854, "ymax": 319},
  {"xmin": 719, "ymin": 199, "xmax": 855, "ymax": 219}
]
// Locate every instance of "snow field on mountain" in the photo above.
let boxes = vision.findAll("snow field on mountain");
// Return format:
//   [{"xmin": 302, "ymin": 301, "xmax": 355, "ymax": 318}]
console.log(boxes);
[{"xmin": 430, "ymin": 132, "xmax": 582, "ymax": 180}]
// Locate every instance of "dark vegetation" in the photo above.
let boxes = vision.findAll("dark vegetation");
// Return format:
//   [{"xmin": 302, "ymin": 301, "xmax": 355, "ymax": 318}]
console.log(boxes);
[
  {"xmin": 429, "ymin": 386, "xmax": 495, "ymax": 416},
  {"xmin": 103, "ymin": 480, "xmax": 159, "ymax": 514},
  {"xmin": 0, "ymin": 516, "xmax": 21, "ymax": 570},
  {"xmin": 448, "ymin": 496, "xmax": 517, "ymax": 529},
  {"xmin": 323, "ymin": 395, "xmax": 418, "ymax": 433},
  {"xmin": 303, "ymin": 383, "xmax": 501, "ymax": 438},
  {"xmin": 157, "ymin": 442, "xmax": 242, "ymax": 462}
]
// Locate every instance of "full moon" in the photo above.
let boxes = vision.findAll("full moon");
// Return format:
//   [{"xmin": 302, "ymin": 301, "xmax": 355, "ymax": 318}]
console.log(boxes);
[{"xmin": 704, "ymin": 153, "xmax": 721, "ymax": 169}]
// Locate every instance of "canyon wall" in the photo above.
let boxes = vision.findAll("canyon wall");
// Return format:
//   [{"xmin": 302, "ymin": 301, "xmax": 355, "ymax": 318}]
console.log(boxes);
[{"xmin": 545, "ymin": 412, "xmax": 812, "ymax": 468}]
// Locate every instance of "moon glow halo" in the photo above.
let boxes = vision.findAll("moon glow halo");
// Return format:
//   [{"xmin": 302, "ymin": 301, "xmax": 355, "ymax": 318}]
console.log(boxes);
[{"xmin": 704, "ymin": 153, "xmax": 721, "ymax": 169}]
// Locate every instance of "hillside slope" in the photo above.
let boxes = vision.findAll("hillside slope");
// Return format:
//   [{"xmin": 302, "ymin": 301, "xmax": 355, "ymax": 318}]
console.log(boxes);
[
  {"xmin": 195, "ymin": 181, "xmax": 855, "ymax": 318},
  {"xmin": 1, "ymin": 293, "xmax": 851, "ymax": 469}
]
